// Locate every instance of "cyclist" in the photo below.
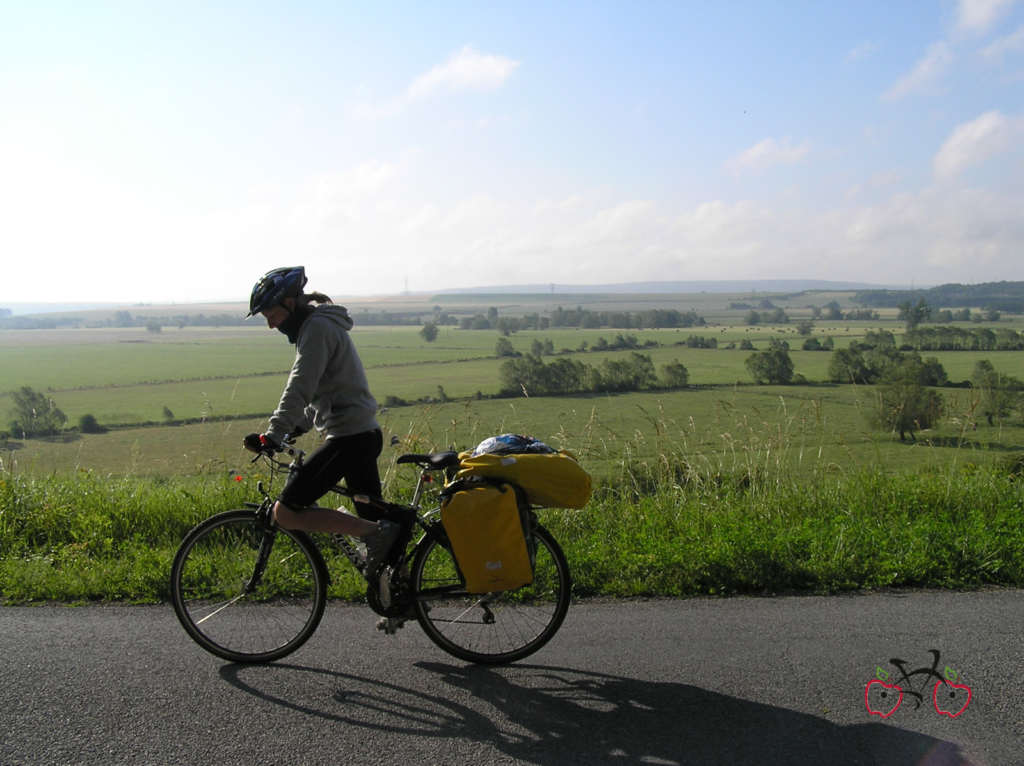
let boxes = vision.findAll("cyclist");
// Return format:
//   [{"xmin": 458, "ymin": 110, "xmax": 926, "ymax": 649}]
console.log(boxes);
[{"xmin": 242, "ymin": 266, "xmax": 399, "ymax": 590}]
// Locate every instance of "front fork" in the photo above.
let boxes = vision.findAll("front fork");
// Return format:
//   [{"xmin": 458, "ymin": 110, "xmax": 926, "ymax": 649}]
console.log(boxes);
[{"xmin": 244, "ymin": 494, "xmax": 278, "ymax": 593}]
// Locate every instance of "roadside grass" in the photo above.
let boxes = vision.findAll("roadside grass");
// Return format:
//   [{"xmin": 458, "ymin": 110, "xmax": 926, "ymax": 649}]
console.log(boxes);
[{"xmin": 2, "ymin": 458, "xmax": 1021, "ymax": 603}]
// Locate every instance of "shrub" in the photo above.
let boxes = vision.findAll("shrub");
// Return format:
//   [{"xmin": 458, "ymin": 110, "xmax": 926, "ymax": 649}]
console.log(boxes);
[{"xmin": 78, "ymin": 414, "xmax": 106, "ymax": 434}]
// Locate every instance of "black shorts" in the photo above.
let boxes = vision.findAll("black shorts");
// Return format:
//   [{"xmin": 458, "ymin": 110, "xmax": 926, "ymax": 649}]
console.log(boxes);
[{"xmin": 280, "ymin": 429, "xmax": 384, "ymax": 519}]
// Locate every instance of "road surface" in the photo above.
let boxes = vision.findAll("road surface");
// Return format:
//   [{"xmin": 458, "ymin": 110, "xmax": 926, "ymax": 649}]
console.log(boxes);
[{"xmin": 2, "ymin": 590, "xmax": 1021, "ymax": 765}]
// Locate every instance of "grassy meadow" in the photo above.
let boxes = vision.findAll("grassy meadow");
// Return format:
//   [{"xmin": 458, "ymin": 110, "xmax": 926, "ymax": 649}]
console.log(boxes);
[{"xmin": 2, "ymin": 292, "xmax": 1024, "ymax": 603}]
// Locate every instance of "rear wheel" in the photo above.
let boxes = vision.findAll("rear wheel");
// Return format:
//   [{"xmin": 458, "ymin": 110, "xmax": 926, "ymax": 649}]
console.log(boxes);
[
  {"xmin": 410, "ymin": 523, "xmax": 571, "ymax": 664},
  {"xmin": 170, "ymin": 510, "xmax": 328, "ymax": 663}
]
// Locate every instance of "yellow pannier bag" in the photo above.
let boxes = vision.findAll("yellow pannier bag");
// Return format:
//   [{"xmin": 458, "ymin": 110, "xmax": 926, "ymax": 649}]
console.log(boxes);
[
  {"xmin": 440, "ymin": 482, "xmax": 534, "ymax": 594},
  {"xmin": 454, "ymin": 451, "xmax": 592, "ymax": 509}
]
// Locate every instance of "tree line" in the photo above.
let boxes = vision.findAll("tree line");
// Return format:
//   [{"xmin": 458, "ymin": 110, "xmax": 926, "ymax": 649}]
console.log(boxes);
[
  {"xmin": 902, "ymin": 326, "xmax": 1024, "ymax": 351},
  {"xmin": 457, "ymin": 306, "xmax": 706, "ymax": 333},
  {"xmin": 498, "ymin": 353, "xmax": 689, "ymax": 396}
]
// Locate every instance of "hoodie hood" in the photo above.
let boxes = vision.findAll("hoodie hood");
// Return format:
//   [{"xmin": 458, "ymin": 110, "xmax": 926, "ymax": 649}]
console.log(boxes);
[
  {"xmin": 311, "ymin": 304, "xmax": 354, "ymax": 332},
  {"xmin": 280, "ymin": 303, "xmax": 354, "ymax": 344}
]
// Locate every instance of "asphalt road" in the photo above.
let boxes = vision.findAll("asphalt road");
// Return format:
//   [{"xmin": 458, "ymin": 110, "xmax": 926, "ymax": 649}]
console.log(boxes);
[{"xmin": 2, "ymin": 590, "xmax": 1022, "ymax": 766}]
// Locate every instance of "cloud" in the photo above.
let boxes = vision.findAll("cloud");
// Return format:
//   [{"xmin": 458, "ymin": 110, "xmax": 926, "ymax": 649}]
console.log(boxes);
[
  {"xmin": 956, "ymin": 0, "xmax": 1018, "ymax": 33},
  {"xmin": 725, "ymin": 138, "xmax": 810, "ymax": 174},
  {"xmin": 406, "ymin": 46, "xmax": 520, "ymax": 101},
  {"xmin": 933, "ymin": 110, "xmax": 1020, "ymax": 178},
  {"xmin": 351, "ymin": 46, "xmax": 519, "ymax": 119},
  {"xmin": 883, "ymin": 41, "xmax": 953, "ymax": 100},
  {"xmin": 981, "ymin": 24, "xmax": 1024, "ymax": 58},
  {"xmin": 843, "ymin": 186, "xmax": 1024, "ymax": 273}
]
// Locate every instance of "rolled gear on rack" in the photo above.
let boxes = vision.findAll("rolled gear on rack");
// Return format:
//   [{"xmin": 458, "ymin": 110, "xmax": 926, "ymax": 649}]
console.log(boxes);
[{"xmin": 454, "ymin": 434, "xmax": 593, "ymax": 509}]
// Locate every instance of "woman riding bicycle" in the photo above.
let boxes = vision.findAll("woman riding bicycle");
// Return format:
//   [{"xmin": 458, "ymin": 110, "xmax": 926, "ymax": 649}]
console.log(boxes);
[{"xmin": 242, "ymin": 266, "xmax": 399, "ymax": 589}]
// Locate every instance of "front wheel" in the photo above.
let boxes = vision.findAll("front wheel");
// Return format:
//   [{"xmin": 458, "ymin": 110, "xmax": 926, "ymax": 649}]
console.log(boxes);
[
  {"xmin": 170, "ymin": 510, "xmax": 328, "ymax": 663},
  {"xmin": 410, "ymin": 523, "xmax": 571, "ymax": 664}
]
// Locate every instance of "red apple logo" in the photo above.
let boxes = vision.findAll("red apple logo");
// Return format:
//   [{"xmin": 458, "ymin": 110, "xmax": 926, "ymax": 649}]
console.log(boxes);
[
  {"xmin": 865, "ymin": 680, "xmax": 903, "ymax": 718},
  {"xmin": 933, "ymin": 681, "xmax": 971, "ymax": 718}
]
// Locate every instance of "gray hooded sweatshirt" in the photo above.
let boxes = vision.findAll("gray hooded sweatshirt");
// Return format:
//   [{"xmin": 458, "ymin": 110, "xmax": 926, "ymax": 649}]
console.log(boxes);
[{"xmin": 265, "ymin": 304, "xmax": 378, "ymax": 444}]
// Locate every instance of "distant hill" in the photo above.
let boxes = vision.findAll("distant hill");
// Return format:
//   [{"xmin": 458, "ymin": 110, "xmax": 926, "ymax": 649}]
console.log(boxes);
[
  {"xmin": 432, "ymin": 279, "xmax": 901, "ymax": 295},
  {"xmin": 854, "ymin": 281, "xmax": 1024, "ymax": 311}
]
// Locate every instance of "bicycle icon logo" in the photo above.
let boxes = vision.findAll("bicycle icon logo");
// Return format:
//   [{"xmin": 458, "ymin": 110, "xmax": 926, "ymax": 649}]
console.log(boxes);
[{"xmin": 864, "ymin": 649, "xmax": 972, "ymax": 719}]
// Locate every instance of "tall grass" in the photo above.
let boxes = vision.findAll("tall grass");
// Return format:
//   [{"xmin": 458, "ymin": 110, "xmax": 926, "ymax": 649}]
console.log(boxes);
[{"xmin": 2, "ymin": 420, "xmax": 1022, "ymax": 602}]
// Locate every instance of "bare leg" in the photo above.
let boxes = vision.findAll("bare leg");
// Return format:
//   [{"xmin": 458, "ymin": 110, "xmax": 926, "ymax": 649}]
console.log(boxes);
[{"xmin": 273, "ymin": 501, "xmax": 378, "ymax": 537}]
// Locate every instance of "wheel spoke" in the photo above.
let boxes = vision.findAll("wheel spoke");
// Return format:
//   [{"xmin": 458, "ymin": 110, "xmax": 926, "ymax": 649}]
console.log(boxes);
[{"xmin": 194, "ymin": 593, "xmax": 247, "ymax": 625}]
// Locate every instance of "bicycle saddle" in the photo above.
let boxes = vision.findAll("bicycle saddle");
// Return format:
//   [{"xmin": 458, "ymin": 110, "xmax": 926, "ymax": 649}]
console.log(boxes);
[{"xmin": 395, "ymin": 451, "xmax": 460, "ymax": 470}]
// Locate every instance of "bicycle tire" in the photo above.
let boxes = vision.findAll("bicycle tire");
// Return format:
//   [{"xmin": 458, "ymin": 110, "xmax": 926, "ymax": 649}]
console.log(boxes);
[
  {"xmin": 170, "ymin": 510, "xmax": 328, "ymax": 663},
  {"xmin": 410, "ymin": 523, "xmax": 571, "ymax": 664}
]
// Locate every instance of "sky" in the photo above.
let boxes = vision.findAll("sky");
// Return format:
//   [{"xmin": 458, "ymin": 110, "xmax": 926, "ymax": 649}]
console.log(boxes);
[{"xmin": 2, "ymin": 0, "xmax": 1023, "ymax": 304}]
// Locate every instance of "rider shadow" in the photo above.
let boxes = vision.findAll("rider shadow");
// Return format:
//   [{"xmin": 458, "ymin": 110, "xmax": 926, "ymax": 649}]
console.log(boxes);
[
  {"xmin": 417, "ymin": 662, "xmax": 975, "ymax": 766},
  {"xmin": 219, "ymin": 662, "xmax": 975, "ymax": 766}
]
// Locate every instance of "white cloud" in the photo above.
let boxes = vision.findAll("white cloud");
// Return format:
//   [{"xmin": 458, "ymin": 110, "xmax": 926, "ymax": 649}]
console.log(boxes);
[
  {"xmin": 982, "ymin": 24, "xmax": 1024, "ymax": 58},
  {"xmin": 407, "ymin": 46, "xmax": 520, "ymax": 101},
  {"xmin": 351, "ymin": 46, "xmax": 519, "ymax": 120},
  {"xmin": 956, "ymin": 0, "xmax": 1017, "ymax": 33},
  {"xmin": 883, "ymin": 41, "xmax": 953, "ymax": 100},
  {"xmin": 844, "ymin": 186, "xmax": 1024, "ymax": 273},
  {"xmin": 725, "ymin": 138, "xmax": 809, "ymax": 174},
  {"xmin": 933, "ymin": 110, "xmax": 1020, "ymax": 178}
]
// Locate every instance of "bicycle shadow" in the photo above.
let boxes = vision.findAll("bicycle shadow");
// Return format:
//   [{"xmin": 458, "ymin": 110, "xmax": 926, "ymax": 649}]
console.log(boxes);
[{"xmin": 219, "ymin": 661, "xmax": 976, "ymax": 766}]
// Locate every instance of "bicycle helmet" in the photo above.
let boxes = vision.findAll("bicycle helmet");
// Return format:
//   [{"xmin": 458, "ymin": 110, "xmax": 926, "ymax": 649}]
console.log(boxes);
[{"xmin": 247, "ymin": 266, "xmax": 307, "ymax": 316}]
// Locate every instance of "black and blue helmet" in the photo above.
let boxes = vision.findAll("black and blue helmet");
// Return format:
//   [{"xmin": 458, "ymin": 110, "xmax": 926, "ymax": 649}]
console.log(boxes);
[{"xmin": 247, "ymin": 266, "xmax": 307, "ymax": 316}]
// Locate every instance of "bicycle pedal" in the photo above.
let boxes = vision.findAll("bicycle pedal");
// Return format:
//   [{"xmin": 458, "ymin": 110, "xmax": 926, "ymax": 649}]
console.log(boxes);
[{"xmin": 376, "ymin": 616, "xmax": 406, "ymax": 635}]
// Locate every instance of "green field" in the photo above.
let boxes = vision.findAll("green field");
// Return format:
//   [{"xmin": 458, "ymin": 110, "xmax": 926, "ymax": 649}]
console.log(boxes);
[{"xmin": 4, "ymin": 385, "xmax": 1022, "ymax": 485}]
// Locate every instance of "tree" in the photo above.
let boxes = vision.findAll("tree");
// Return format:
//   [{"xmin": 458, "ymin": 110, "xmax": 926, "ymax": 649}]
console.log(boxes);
[
  {"xmin": 661, "ymin": 360, "xmax": 689, "ymax": 388},
  {"xmin": 873, "ymin": 358, "xmax": 943, "ymax": 441},
  {"xmin": 419, "ymin": 322, "xmax": 439, "ymax": 342},
  {"xmin": 745, "ymin": 348, "xmax": 794, "ymax": 384},
  {"xmin": 598, "ymin": 353, "xmax": 657, "ymax": 392},
  {"xmin": 972, "ymin": 360, "xmax": 1021, "ymax": 426},
  {"xmin": 796, "ymin": 319, "xmax": 815, "ymax": 336},
  {"xmin": 495, "ymin": 337, "xmax": 517, "ymax": 357},
  {"xmin": 898, "ymin": 298, "xmax": 931, "ymax": 331},
  {"xmin": 827, "ymin": 347, "xmax": 883, "ymax": 384},
  {"xmin": 8, "ymin": 386, "xmax": 67, "ymax": 437}
]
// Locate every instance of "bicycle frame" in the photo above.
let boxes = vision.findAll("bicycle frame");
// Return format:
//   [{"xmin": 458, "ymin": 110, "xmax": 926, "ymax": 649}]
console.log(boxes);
[{"xmin": 246, "ymin": 445, "xmax": 450, "ymax": 590}]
